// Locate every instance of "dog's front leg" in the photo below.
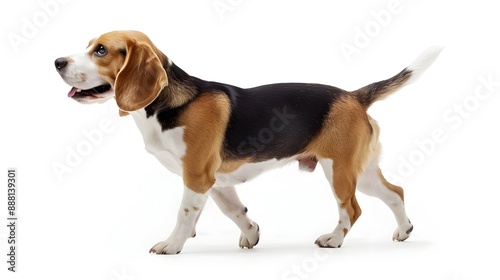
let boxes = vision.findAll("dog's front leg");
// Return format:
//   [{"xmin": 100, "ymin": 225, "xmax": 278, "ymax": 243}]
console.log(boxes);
[
  {"xmin": 150, "ymin": 186, "xmax": 208, "ymax": 254},
  {"xmin": 210, "ymin": 186, "xmax": 260, "ymax": 249},
  {"xmin": 149, "ymin": 92, "xmax": 230, "ymax": 254}
]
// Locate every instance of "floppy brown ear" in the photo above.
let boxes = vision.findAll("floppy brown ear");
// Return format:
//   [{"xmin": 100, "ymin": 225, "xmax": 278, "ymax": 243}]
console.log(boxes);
[
  {"xmin": 118, "ymin": 109, "xmax": 129, "ymax": 117},
  {"xmin": 115, "ymin": 41, "xmax": 168, "ymax": 112}
]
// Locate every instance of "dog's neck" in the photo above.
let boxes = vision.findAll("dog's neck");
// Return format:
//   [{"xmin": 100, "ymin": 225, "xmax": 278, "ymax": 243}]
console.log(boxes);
[{"xmin": 146, "ymin": 60, "xmax": 199, "ymax": 113}]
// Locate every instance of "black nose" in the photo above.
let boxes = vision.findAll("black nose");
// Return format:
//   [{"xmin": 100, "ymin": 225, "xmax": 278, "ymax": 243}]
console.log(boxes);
[{"xmin": 55, "ymin": 57, "xmax": 68, "ymax": 71}]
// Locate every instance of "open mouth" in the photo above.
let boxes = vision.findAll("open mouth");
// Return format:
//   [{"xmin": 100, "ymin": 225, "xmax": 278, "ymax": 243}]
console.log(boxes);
[{"xmin": 68, "ymin": 84, "xmax": 112, "ymax": 99}]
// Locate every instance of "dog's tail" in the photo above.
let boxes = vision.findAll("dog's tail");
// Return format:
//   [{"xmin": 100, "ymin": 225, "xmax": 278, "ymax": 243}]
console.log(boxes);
[{"xmin": 353, "ymin": 47, "xmax": 443, "ymax": 109}]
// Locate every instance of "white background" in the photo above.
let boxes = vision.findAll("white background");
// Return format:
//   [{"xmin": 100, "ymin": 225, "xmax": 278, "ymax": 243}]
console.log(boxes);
[{"xmin": 1, "ymin": 0, "xmax": 499, "ymax": 279}]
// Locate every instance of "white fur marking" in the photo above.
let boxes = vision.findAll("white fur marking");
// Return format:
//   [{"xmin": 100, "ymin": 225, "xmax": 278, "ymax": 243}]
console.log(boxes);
[
  {"xmin": 356, "ymin": 159, "xmax": 412, "ymax": 241},
  {"xmin": 61, "ymin": 52, "xmax": 108, "ymax": 89},
  {"xmin": 406, "ymin": 46, "xmax": 443, "ymax": 84},
  {"xmin": 131, "ymin": 110, "xmax": 186, "ymax": 176},
  {"xmin": 150, "ymin": 186, "xmax": 208, "ymax": 254},
  {"xmin": 210, "ymin": 186, "xmax": 259, "ymax": 248},
  {"xmin": 314, "ymin": 159, "xmax": 349, "ymax": 248}
]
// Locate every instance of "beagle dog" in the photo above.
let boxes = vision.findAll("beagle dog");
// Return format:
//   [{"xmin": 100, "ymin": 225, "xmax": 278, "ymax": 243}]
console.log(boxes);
[{"xmin": 55, "ymin": 30, "xmax": 441, "ymax": 254}]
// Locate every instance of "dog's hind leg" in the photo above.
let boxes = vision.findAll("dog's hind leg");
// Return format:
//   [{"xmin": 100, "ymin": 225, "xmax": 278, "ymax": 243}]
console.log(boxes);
[
  {"xmin": 308, "ymin": 97, "xmax": 369, "ymax": 248},
  {"xmin": 356, "ymin": 160, "xmax": 413, "ymax": 241},
  {"xmin": 315, "ymin": 158, "xmax": 362, "ymax": 248},
  {"xmin": 355, "ymin": 117, "xmax": 413, "ymax": 241},
  {"xmin": 210, "ymin": 186, "xmax": 260, "ymax": 249}
]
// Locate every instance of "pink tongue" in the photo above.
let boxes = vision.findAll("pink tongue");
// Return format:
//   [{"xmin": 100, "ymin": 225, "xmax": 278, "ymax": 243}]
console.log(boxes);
[{"xmin": 68, "ymin": 87, "xmax": 78, "ymax": 97}]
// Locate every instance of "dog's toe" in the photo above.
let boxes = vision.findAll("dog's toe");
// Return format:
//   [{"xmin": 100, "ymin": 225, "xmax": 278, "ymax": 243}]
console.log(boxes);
[
  {"xmin": 314, "ymin": 233, "xmax": 343, "ymax": 248},
  {"xmin": 239, "ymin": 222, "xmax": 260, "ymax": 249},
  {"xmin": 150, "ymin": 240, "xmax": 184, "ymax": 255}
]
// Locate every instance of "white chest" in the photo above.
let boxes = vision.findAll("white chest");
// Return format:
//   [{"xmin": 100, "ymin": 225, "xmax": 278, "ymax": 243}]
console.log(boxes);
[{"xmin": 131, "ymin": 110, "xmax": 186, "ymax": 176}]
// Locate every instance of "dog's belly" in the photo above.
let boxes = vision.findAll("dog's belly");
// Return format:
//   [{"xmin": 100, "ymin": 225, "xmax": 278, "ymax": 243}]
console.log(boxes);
[{"xmin": 215, "ymin": 157, "xmax": 297, "ymax": 187}]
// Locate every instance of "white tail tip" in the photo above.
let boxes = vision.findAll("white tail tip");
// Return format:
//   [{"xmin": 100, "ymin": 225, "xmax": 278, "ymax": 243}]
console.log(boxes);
[{"xmin": 407, "ymin": 46, "xmax": 444, "ymax": 84}]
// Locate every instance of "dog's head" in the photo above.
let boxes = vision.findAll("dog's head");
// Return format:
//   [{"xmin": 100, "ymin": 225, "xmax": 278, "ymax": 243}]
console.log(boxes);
[{"xmin": 55, "ymin": 30, "xmax": 168, "ymax": 114}]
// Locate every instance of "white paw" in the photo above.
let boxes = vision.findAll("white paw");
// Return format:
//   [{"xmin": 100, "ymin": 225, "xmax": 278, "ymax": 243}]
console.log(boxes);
[
  {"xmin": 315, "ymin": 232, "xmax": 344, "ymax": 248},
  {"xmin": 239, "ymin": 222, "xmax": 260, "ymax": 249},
  {"xmin": 393, "ymin": 223, "xmax": 413, "ymax": 242},
  {"xmin": 149, "ymin": 239, "xmax": 185, "ymax": 255}
]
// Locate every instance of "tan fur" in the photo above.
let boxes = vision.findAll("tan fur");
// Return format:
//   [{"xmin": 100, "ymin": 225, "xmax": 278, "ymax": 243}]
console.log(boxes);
[
  {"xmin": 218, "ymin": 158, "xmax": 252, "ymax": 174},
  {"xmin": 378, "ymin": 168, "xmax": 404, "ymax": 201},
  {"xmin": 354, "ymin": 68, "xmax": 412, "ymax": 109},
  {"xmin": 113, "ymin": 42, "xmax": 168, "ymax": 112},
  {"xmin": 177, "ymin": 92, "xmax": 231, "ymax": 193},
  {"xmin": 144, "ymin": 75, "xmax": 198, "ymax": 114},
  {"xmin": 159, "ymin": 79, "xmax": 198, "ymax": 108},
  {"xmin": 119, "ymin": 110, "xmax": 129, "ymax": 117},
  {"xmin": 304, "ymin": 95, "xmax": 373, "ymax": 228},
  {"xmin": 366, "ymin": 117, "xmax": 405, "ymax": 201}
]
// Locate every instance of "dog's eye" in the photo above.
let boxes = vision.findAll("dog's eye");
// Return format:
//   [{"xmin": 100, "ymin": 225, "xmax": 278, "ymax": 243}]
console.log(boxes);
[{"xmin": 94, "ymin": 45, "xmax": 107, "ymax": 57}]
